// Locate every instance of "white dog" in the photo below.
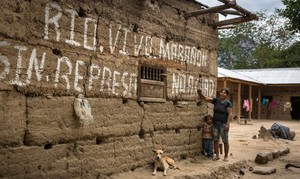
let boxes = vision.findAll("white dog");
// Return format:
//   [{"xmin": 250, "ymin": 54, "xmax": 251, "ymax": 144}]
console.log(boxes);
[{"xmin": 152, "ymin": 149, "xmax": 180, "ymax": 176}]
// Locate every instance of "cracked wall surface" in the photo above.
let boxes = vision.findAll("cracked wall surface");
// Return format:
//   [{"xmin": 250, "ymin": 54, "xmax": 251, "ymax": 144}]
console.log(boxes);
[{"xmin": 0, "ymin": 0, "xmax": 218, "ymax": 177}]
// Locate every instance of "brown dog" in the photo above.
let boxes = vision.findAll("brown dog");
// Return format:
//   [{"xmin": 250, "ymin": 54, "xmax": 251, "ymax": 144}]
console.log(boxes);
[{"xmin": 152, "ymin": 149, "xmax": 180, "ymax": 176}]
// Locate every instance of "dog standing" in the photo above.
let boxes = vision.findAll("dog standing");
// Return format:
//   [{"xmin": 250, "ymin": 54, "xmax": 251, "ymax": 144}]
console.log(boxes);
[{"xmin": 152, "ymin": 149, "xmax": 180, "ymax": 176}]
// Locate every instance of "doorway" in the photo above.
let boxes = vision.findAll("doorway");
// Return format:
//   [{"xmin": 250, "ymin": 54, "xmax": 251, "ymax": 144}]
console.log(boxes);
[{"xmin": 291, "ymin": 97, "xmax": 300, "ymax": 120}]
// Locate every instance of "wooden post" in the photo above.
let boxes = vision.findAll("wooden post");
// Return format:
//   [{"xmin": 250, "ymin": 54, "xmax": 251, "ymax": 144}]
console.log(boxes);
[
  {"xmin": 237, "ymin": 83, "xmax": 241, "ymax": 123},
  {"xmin": 248, "ymin": 85, "xmax": 252, "ymax": 121},
  {"xmin": 258, "ymin": 86, "xmax": 261, "ymax": 119}
]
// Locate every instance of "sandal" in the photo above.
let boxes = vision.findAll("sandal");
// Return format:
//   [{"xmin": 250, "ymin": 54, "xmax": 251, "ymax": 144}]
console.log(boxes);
[
  {"xmin": 213, "ymin": 156, "xmax": 220, "ymax": 161},
  {"xmin": 223, "ymin": 157, "xmax": 229, "ymax": 162}
]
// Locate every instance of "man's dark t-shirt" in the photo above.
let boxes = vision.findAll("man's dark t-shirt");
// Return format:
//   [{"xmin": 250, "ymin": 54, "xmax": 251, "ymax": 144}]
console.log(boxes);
[{"xmin": 212, "ymin": 98, "xmax": 232, "ymax": 123}]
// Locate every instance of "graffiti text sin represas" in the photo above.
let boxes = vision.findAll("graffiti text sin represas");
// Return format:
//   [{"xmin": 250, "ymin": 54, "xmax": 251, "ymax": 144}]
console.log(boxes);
[{"xmin": 0, "ymin": 2, "xmax": 215, "ymax": 97}]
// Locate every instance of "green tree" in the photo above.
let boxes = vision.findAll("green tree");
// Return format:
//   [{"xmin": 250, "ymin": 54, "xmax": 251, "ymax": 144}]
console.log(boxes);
[
  {"xmin": 278, "ymin": 0, "xmax": 300, "ymax": 33},
  {"xmin": 218, "ymin": 10, "xmax": 299, "ymax": 69},
  {"xmin": 278, "ymin": 41, "xmax": 300, "ymax": 67},
  {"xmin": 253, "ymin": 45, "xmax": 281, "ymax": 68}
]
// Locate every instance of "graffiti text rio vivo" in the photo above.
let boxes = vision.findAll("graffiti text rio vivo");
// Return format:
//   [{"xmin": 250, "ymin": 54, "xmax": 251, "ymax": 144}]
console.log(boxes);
[{"xmin": 0, "ymin": 2, "xmax": 215, "ymax": 98}]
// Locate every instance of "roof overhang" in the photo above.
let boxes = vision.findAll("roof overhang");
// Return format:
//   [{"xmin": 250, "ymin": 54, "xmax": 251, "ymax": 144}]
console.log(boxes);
[
  {"xmin": 218, "ymin": 77, "xmax": 261, "ymax": 86},
  {"xmin": 186, "ymin": 0, "xmax": 258, "ymax": 29}
]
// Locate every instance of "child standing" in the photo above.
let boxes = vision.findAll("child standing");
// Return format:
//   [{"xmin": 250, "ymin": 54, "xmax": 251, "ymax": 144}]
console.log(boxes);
[{"xmin": 202, "ymin": 115, "xmax": 214, "ymax": 159}]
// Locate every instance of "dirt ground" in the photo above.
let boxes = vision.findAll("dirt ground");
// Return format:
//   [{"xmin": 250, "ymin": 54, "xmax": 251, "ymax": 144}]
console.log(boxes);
[{"xmin": 110, "ymin": 119, "xmax": 300, "ymax": 179}]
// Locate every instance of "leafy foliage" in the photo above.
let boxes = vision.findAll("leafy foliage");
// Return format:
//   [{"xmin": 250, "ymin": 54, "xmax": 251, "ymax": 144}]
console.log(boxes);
[
  {"xmin": 277, "ymin": 0, "xmax": 300, "ymax": 33},
  {"xmin": 218, "ymin": 10, "xmax": 299, "ymax": 69},
  {"xmin": 278, "ymin": 41, "xmax": 300, "ymax": 67}
]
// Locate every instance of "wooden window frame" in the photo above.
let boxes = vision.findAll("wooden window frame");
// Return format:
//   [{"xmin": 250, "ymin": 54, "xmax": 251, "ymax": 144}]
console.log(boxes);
[{"xmin": 137, "ymin": 65, "xmax": 167, "ymax": 103}]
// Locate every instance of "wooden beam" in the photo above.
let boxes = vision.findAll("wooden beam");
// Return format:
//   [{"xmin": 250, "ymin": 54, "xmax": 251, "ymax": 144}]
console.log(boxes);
[
  {"xmin": 218, "ymin": 0, "xmax": 253, "ymax": 17},
  {"xmin": 213, "ymin": 15, "xmax": 257, "ymax": 27},
  {"xmin": 218, "ymin": 0, "xmax": 257, "ymax": 18},
  {"xmin": 265, "ymin": 84, "xmax": 300, "ymax": 87},
  {"xmin": 219, "ymin": 9, "xmax": 242, "ymax": 16},
  {"xmin": 184, "ymin": 0, "xmax": 257, "ymax": 27},
  {"xmin": 218, "ymin": 0, "xmax": 235, "ymax": 4},
  {"xmin": 217, "ymin": 25, "xmax": 236, "ymax": 30},
  {"xmin": 218, "ymin": 0, "xmax": 236, "ymax": 7},
  {"xmin": 231, "ymin": 3, "xmax": 254, "ymax": 17},
  {"xmin": 218, "ymin": 77, "xmax": 259, "ymax": 86},
  {"xmin": 184, "ymin": 3, "xmax": 235, "ymax": 18}
]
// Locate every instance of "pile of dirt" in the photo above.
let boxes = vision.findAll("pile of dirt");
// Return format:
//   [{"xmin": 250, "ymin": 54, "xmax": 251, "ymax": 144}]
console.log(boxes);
[{"xmin": 258, "ymin": 125, "xmax": 274, "ymax": 141}]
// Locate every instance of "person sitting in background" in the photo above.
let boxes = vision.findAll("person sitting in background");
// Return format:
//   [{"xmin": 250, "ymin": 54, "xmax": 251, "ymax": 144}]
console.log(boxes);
[{"xmin": 269, "ymin": 123, "xmax": 296, "ymax": 140}]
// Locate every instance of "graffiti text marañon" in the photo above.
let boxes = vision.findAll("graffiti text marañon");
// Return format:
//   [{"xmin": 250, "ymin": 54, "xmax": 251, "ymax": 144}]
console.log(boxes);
[{"xmin": 0, "ymin": 2, "xmax": 214, "ymax": 97}]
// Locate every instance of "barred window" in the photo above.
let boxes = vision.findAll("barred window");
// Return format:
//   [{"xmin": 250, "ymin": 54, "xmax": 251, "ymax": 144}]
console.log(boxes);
[
  {"xmin": 141, "ymin": 66, "xmax": 164, "ymax": 81},
  {"xmin": 138, "ymin": 65, "xmax": 167, "ymax": 103}
]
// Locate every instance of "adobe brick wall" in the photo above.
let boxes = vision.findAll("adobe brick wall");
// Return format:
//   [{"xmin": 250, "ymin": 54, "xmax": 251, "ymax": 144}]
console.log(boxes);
[{"xmin": 0, "ymin": 0, "xmax": 218, "ymax": 177}]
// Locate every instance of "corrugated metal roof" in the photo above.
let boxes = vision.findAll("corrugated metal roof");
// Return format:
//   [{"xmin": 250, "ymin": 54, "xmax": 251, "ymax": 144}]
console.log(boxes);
[
  {"xmin": 232, "ymin": 68, "xmax": 300, "ymax": 85},
  {"xmin": 218, "ymin": 67, "xmax": 261, "ymax": 84},
  {"xmin": 218, "ymin": 67, "xmax": 300, "ymax": 85}
]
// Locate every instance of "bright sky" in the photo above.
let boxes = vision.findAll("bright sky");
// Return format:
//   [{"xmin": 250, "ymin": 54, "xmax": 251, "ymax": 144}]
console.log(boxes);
[{"xmin": 198, "ymin": 0, "xmax": 285, "ymax": 12}]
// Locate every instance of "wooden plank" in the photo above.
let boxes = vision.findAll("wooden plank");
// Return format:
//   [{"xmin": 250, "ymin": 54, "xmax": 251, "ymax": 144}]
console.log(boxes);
[
  {"xmin": 137, "ymin": 65, "xmax": 142, "ymax": 101},
  {"xmin": 139, "ymin": 97, "xmax": 166, "ymax": 103},
  {"xmin": 140, "ymin": 79, "xmax": 164, "ymax": 86},
  {"xmin": 137, "ymin": 65, "xmax": 167, "ymax": 102}
]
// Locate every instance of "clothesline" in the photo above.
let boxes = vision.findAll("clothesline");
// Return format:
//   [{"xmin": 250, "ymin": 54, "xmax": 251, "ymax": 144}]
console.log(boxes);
[{"xmin": 242, "ymin": 98, "xmax": 293, "ymax": 112}]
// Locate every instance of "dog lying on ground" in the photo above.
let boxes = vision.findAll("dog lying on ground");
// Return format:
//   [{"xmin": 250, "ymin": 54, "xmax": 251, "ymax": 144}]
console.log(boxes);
[{"xmin": 152, "ymin": 149, "xmax": 180, "ymax": 176}]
